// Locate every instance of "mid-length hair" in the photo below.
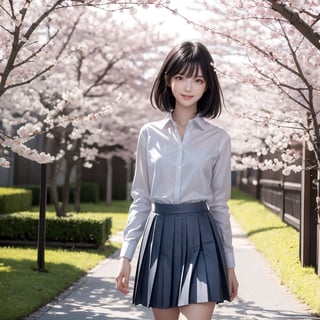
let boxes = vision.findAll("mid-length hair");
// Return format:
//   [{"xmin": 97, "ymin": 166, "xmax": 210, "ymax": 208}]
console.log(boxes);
[{"xmin": 150, "ymin": 41, "xmax": 224, "ymax": 119}]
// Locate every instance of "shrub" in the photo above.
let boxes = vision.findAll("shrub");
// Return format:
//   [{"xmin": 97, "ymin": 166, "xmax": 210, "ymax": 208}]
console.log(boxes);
[
  {"xmin": 15, "ymin": 185, "xmax": 41, "ymax": 206},
  {"xmin": 0, "ymin": 213, "xmax": 112, "ymax": 247},
  {"xmin": 0, "ymin": 188, "xmax": 32, "ymax": 214}
]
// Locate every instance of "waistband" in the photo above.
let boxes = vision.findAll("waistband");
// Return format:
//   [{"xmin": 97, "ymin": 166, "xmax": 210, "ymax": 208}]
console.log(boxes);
[{"xmin": 154, "ymin": 201, "xmax": 208, "ymax": 214}]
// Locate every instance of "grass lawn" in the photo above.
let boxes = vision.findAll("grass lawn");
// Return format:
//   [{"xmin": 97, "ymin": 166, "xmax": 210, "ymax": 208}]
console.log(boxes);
[
  {"xmin": 229, "ymin": 188, "xmax": 320, "ymax": 315},
  {"xmin": 0, "ymin": 200, "xmax": 130, "ymax": 320}
]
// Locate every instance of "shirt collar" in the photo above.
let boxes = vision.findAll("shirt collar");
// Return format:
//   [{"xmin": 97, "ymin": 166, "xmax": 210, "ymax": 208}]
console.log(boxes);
[{"xmin": 158, "ymin": 112, "xmax": 208, "ymax": 130}]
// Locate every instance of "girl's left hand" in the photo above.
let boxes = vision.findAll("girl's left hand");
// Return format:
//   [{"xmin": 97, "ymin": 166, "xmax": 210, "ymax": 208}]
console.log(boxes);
[
  {"xmin": 228, "ymin": 268, "xmax": 239, "ymax": 301},
  {"xmin": 116, "ymin": 257, "xmax": 131, "ymax": 294}
]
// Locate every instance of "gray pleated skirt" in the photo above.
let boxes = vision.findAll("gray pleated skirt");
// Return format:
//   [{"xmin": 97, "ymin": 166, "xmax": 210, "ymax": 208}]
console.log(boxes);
[{"xmin": 133, "ymin": 201, "xmax": 230, "ymax": 308}]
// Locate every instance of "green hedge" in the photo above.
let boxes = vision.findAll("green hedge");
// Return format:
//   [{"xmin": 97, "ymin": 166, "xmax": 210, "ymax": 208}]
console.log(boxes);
[
  {"xmin": 0, "ymin": 213, "xmax": 112, "ymax": 247},
  {"xmin": 19, "ymin": 182, "xmax": 100, "ymax": 206},
  {"xmin": 0, "ymin": 188, "xmax": 32, "ymax": 214}
]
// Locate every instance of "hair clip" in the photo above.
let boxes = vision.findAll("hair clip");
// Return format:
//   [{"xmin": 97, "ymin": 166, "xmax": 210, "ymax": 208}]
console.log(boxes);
[{"xmin": 210, "ymin": 61, "xmax": 216, "ymax": 72}]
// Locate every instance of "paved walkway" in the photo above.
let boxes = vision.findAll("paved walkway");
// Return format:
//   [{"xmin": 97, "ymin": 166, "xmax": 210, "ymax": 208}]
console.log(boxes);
[{"xmin": 25, "ymin": 218, "xmax": 319, "ymax": 320}]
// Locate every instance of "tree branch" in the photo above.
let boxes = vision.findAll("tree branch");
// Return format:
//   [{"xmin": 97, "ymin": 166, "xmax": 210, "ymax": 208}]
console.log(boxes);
[
  {"xmin": 0, "ymin": 0, "xmax": 65, "ymax": 97},
  {"xmin": 83, "ymin": 57, "xmax": 122, "ymax": 97},
  {"xmin": 266, "ymin": 0, "xmax": 320, "ymax": 50},
  {"xmin": 22, "ymin": 0, "xmax": 64, "ymax": 45},
  {"xmin": 55, "ymin": 12, "xmax": 84, "ymax": 60},
  {"xmin": 0, "ymin": 3, "xmax": 13, "ymax": 19},
  {"xmin": 4, "ymin": 63, "xmax": 56, "ymax": 92},
  {"xmin": 14, "ymin": 30, "xmax": 59, "ymax": 69}
]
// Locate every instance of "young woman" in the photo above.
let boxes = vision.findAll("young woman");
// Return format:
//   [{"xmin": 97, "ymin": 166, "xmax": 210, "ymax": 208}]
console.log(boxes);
[{"xmin": 116, "ymin": 41, "xmax": 239, "ymax": 320}]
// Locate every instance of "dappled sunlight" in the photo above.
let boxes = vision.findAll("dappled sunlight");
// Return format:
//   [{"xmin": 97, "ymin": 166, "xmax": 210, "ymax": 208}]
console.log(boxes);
[
  {"xmin": 0, "ymin": 261, "xmax": 13, "ymax": 272},
  {"xmin": 27, "ymin": 253, "xmax": 152, "ymax": 320},
  {"xmin": 228, "ymin": 218, "xmax": 318, "ymax": 320},
  {"xmin": 215, "ymin": 297, "xmax": 320, "ymax": 320}
]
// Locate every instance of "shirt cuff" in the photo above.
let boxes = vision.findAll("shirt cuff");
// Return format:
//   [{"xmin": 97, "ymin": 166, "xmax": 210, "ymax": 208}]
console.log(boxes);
[
  {"xmin": 225, "ymin": 251, "xmax": 236, "ymax": 268},
  {"xmin": 119, "ymin": 240, "xmax": 137, "ymax": 261}
]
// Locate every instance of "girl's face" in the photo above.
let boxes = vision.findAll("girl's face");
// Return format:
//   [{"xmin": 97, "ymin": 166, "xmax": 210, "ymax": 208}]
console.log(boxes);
[{"xmin": 169, "ymin": 70, "xmax": 207, "ymax": 111}]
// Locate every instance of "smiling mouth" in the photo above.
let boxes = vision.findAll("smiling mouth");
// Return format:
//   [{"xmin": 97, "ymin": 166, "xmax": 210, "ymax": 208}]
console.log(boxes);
[{"xmin": 181, "ymin": 94, "xmax": 193, "ymax": 100}]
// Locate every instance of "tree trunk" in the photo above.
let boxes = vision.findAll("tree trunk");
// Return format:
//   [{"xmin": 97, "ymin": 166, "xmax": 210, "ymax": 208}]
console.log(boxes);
[
  {"xmin": 317, "ymin": 222, "xmax": 320, "ymax": 276},
  {"xmin": 106, "ymin": 157, "xmax": 112, "ymax": 205},
  {"xmin": 316, "ymin": 168, "xmax": 320, "ymax": 276},
  {"xmin": 49, "ymin": 161, "xmax": 64, "ymax": 217},
  {"xmin": 300, "ymin": 141, "xmax": 318, "ymax": 270},
  {"xmin": 126, "ymin": 158, "xmax": 132, "ymax": 201},
  {"xmin": 74, "ymin": 160, "xmax": 82, "ymax": 213},
  {"xmin": 49, "ymin": 158, "xmax": 73, "ymax": 217},
  {"xmin": 60, "ymin": 160, "xmax": 73, "ymax": 217}
]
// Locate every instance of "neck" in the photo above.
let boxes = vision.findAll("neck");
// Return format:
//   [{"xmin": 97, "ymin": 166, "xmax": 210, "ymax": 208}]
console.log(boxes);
[{"xmin": 172, "ymin": 108, "xmax": 196, "ymax": 127}]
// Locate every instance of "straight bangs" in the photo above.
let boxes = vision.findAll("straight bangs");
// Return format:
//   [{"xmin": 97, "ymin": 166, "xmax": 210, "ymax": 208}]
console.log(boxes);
[
  {"xmin": 177, "ymin": 61, "xmax": 202, "ymax": 78},
  {"xmin": 166, "ymin": 56, "xmax": 206, "ymax": 81}
]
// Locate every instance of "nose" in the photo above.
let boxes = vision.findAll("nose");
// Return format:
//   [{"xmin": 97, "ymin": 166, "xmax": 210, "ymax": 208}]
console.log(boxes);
[{"xmin": 184, "ymin": 79, "xmax": 192, "ymax": 92}]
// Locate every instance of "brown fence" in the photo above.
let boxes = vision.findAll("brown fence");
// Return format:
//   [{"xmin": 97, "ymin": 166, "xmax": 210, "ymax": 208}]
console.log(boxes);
[
  {"xmin": 237, "ymin": 165, "xmax": 301, "ymax": 230},
  {"xmin": 236, "ymin": 146, "xmax": 319, "ymax": 274}
]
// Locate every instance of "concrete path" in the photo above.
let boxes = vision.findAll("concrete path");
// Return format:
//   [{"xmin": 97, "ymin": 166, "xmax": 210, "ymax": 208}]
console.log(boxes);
[{"xmin": 25, "ymin": 218, "xmax": 319, "ymax": 320}]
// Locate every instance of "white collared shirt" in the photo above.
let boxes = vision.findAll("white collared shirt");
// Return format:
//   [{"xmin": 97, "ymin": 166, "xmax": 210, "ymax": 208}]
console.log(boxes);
[{"xmin": 120, "ymin": 113, "xmax": 235, "ymax": 268}]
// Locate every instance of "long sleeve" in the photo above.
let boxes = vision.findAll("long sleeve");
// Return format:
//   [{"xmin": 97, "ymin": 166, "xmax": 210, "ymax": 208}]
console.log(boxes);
[
  {"xmin": 208, "ymin": 132, "xmax": 235, "ymax": 268},
  {"xmin": 120, "ymin": 126, "xmax": 151, "ymax": 261}
]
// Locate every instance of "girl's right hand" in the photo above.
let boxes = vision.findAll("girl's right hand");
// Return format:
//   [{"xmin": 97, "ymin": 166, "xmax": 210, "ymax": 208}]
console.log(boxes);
[{"xmin": 115, "ymin": 257, "xmax": 131, "ymax": 294}]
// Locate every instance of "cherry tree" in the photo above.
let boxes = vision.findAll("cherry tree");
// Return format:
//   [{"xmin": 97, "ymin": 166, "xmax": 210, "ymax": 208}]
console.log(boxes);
[
  {"xmin": 0, "ymin": 0, "xmax": 170, "ymax": 169},
  {"xmin": 224, "ymin": 0, "xmax": 319, "ymax": 176},
  {"xmin": 3, "ymin": 0, "xmax": 175, "ymax": 216}
]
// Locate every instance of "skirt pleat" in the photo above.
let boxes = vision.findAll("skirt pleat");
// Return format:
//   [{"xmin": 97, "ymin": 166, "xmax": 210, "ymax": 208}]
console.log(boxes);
[{"xmin": 133, "ymin": 202, "xmax": 230, "ymax": 308}]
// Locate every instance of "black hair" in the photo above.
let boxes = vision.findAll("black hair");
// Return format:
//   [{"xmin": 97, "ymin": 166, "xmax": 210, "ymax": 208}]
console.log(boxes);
[{"xmin": 150, "ymin": 41, "xmax": 224, "ymax": 119}]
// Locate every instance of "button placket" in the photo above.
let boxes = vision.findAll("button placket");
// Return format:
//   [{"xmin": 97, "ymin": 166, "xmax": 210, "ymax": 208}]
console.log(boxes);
[{"xmin": 174, "ymin": 143, "xmax": 184, "ymax": 202}]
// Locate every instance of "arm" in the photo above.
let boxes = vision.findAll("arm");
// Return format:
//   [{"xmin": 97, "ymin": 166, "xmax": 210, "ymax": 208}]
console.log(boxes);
[
  {"xmin": 120, "ymin": 126, "xmax": 151, "ymax": 261},
  {"xmin": 116, "ymin": 126, "xmax": 151, "ymax": 294},
  {"xmin": 208, "ymin": 132, "xmax": 235, "ymax": 268},
  {"xmin": 208, "ymin": 132, "xmax": 238, "ymax": 299}
]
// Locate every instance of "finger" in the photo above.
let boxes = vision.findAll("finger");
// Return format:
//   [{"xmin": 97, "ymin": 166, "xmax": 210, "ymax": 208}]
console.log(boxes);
[
  {"xmin": 234, "ymin": 285, "xmax": 239, "ymax": 299},
  {"xmin": 230, "ymin": 289, "xmax": 235, "ymax": 301},
  {"xmin": 123, "ymin": 274, "xmax": 129, "ymax": 291},
  {"xmin": 116, "ymin": 275, "xmax": 129, "ymax": 294},
  {"xmin": 230, "ymin": 282, "xmax": 238, "ymax": 301},
  {"xmin": 229, "ymin": 281, "xmax": 233, "ymax": 300}
]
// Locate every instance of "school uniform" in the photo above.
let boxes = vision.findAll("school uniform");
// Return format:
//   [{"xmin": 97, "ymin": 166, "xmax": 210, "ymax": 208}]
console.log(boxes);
[{"xmin": 120, "ymin": 112, "xmax": 235, "ymax": 308}]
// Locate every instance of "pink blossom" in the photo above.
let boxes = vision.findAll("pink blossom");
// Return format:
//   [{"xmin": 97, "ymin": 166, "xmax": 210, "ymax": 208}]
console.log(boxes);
[
  {"xmin": 17, "ymin": 123, "xmax": 42, "ymax": 138},
  {"xmin": 0, "ymin": 158, "xmax": 10, "ymax": 168}
]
